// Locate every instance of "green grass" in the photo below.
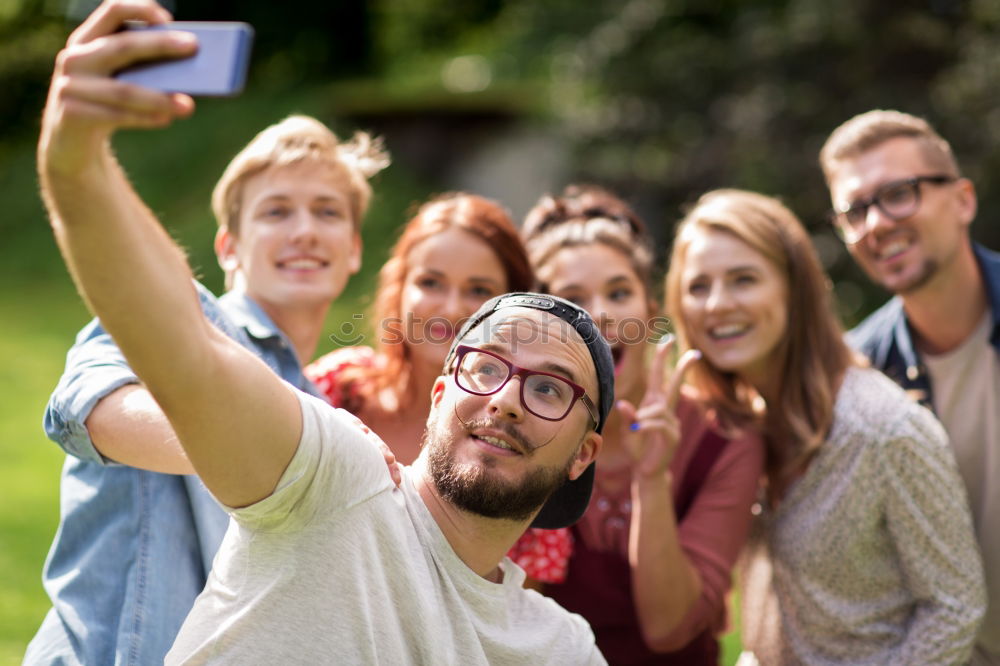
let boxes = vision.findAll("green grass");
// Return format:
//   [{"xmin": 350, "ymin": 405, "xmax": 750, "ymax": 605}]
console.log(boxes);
[
  {"xmin": 722, "ymin": 593, "xmax": 743, "ymax": 665},
  {"xmin": 0, "ymin": 279, "xmax": 90, "ymax": 665}
]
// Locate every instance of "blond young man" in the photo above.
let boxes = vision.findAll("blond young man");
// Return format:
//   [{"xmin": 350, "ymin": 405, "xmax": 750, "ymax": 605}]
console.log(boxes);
[
  {"xmin": 27, "ymin": 66, "xmax": 388, "ymax": 666},
  {"xmin": 822, "ymin": 109, "xmax": 996, "ymax": 665}
]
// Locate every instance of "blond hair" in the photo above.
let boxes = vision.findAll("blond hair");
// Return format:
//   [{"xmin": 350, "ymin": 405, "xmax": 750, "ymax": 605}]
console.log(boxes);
[
  {"xmin": 819, "ymin": 109, "xmax": 960, "ymax": 183},
  {"xmin": 211, "ymin": 115, "xmax": 389, "ymax": 236},
  {"xmin": 665, "ymin": 189, "xmax": 856, "ymax": 491}
]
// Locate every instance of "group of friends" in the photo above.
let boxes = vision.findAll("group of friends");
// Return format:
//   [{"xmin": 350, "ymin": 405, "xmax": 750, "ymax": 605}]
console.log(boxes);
[{"xmin": 23, "ymin": 1, "xmax": 997, "ymax": 664}]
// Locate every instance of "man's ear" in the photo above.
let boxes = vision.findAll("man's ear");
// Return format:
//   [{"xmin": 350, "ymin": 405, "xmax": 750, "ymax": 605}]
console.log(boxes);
[
  {"xmin": 568, "ymin": 431, "xmax": 602, "ymax": 481},
  {"xmin": 348, "ymin": 231, "xmax": 362, "ymax": 275},
  {"xmin": 430, "ymin": 376, "xmax": 447, "ymax": 408},
  {"xmin": 214, "ymin": 226, "xmax": 239, "ymax": 273},
  {"xmin": 955, "ymin": 177, "xmax": 978, "ymax": 228}
]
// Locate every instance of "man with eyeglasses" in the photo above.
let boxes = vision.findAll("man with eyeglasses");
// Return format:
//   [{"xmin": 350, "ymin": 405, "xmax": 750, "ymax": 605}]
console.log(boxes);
[
  {"xmin": 161, "ymin": 294, "xmax": 609, "ymax": 664},
  {"xmin": 821, "ymin": 109, "xmax": 997, "ymax": 665}
]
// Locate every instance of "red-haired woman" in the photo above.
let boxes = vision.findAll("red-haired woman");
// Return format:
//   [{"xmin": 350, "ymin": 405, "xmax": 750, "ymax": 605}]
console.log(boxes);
[{"xmin": 306, "ymin": 192, "xmax": 533, "ymax": 464}]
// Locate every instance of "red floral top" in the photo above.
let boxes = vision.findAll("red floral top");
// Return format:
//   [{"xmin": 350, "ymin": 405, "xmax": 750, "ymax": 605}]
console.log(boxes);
[
  {"xmin": 507, "ymin": 528, "xmax": 574, "ymax": 583},
  {"xmin": 305, "ymin": 346, "xmax": 377, "ymax": 410}
]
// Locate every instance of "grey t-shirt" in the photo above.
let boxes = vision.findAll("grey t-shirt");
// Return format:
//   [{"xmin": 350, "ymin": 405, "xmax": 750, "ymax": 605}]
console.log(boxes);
[
  {"xmin": 167, "ymin": 391, "xmax": 604, "ymax": 665},
  {"xmin": 924, "ymin": 312, "xmax": 1000, "ymax": 665}
]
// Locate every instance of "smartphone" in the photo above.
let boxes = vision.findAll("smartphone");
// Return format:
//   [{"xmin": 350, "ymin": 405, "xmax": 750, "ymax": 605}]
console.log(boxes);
[{"xmin": 114, "ymin": 22, "xmax": 254, "ymax": 97}]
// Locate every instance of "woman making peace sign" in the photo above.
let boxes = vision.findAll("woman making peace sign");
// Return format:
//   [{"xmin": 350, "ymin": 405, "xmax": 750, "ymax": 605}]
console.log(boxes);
[{"xmin": 509, "ymin": 185, "xmax": 764, "ymax": 664}]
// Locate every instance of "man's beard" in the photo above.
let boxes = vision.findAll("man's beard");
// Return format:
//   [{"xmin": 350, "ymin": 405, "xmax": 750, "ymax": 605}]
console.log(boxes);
[
  {"xmin": 423, "ymin": 411, "xmax": 575, "ymax": 523},
  {"xmin": 873, "ymin": 256, "xmax": 939, "ymax": 295}
]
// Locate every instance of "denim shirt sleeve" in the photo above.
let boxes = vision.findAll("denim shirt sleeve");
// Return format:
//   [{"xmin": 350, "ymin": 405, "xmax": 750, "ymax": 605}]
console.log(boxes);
[
  {"xmin": 43, "ymin": 319, "xmax": 139, "ymax": 464},
  {"xmin": 43, "ymin": 281, "xmax": 249, "ymax": 464}
]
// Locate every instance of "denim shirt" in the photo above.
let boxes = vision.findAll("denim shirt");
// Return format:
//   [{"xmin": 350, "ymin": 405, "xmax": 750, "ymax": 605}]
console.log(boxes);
[
  {"xmin": 24, "ymin": 284, "xmax": 324, "ymax": 666},
  {"xmin": 846, "ymin": 243, "xmax": 1000, "ymax": 407}
]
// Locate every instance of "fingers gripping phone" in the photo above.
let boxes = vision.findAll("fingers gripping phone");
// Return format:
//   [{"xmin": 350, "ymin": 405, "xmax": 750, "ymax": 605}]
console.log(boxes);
[{"xmin": 114, "ymin": 22, "xmax": 254, "ymax": 97}]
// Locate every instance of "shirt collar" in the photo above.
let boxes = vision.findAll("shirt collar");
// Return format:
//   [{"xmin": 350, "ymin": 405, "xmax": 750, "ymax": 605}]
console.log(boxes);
[
  {"xmin": 972, "ymin": 242, "xmax": 1000, "ymax": 347},
  {"xmin": 218, "ymin": 289, "xmax": 285, "ymax": 343},
  {"xmin": 891, "ymin": 309, "xmax": 921, "ymax": 380}
]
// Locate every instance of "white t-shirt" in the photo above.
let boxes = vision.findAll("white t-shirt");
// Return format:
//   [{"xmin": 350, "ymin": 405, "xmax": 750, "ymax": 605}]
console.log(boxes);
[
  {"xmin": 166, "ymin": 391, "xmax": 604, "ymax": 665},
  {"xmin": 924, "ymin": 312, "xmax": 1000, "ymax": 664}
]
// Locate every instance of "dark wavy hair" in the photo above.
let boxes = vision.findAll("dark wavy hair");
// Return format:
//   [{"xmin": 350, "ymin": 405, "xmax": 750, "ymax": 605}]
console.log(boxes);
[{"xmin": 522, "ymin": 185, "xmax": 655, "ymax": 302}]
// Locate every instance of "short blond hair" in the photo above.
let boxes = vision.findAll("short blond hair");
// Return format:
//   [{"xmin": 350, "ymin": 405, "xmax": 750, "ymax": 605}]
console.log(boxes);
[
  {"xmin": 819, "ymin": 109, "xmax": 959, "ymax": 183},
  {"xmin": 211, "ymin": 115, "xmax": 389, "ymax": 235}
]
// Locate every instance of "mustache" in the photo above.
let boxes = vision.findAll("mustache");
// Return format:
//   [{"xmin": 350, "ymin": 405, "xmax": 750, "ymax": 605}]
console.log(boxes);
[{"xmin": 460, "ymin": 417, "xmax": 536, "ymax": 454}]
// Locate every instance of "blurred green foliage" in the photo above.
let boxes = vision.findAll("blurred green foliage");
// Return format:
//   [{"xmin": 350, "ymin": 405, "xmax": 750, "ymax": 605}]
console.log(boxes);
[
  {"xmin": 8, "ymin": 0, "xmax": 997, "ymax": 318},
  {"xmin": 0, "ymin": 0, "xmax": 66, "ymax": 138},
  {"xmin": 477, "ymin": 0, "xmax": 1000, "ymax": 320}
]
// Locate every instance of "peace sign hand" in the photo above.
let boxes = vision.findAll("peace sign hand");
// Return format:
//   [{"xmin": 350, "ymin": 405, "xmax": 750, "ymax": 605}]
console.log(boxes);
[{"xmin": 618, "ymin": 336, "xmax": 701, "ymax": 479}]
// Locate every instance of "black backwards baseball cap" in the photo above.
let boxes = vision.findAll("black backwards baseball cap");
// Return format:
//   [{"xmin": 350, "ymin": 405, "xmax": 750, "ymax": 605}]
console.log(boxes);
[{"xmin": 443, "ymin": 292, "xmax": 615, "ymax": 530}]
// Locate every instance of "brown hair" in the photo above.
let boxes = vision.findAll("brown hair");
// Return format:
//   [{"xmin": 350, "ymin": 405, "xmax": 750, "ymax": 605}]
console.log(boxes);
[
  {"xmin": 348, "ymin": 193, "xmax": 533, "ymax": 408},
  {"xmin": 211, "ymin": 115, "xmax": 389, "ymax": 237},
  {"xmin": 665, "ymin": 189, "xmax": 856, "ymax": 491},
  {"xmin": 522, "ymin": 185, "xmax": 655, "ymax": 302},
  {"xmin": 819, "ymin": 109, "xmax": 960, "ymax": 183}
]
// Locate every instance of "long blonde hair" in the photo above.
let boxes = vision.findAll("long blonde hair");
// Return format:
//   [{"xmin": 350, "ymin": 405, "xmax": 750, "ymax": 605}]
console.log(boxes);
[{"xmin": 665, "ymin": 189, "xmax": 856, "ymax": 490}]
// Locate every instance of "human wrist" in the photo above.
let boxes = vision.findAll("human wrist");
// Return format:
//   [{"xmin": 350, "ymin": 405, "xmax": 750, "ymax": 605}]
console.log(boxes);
[
  {"xmin": 40, "ymin": 131, "xmax": 114, "ymax": 190},
  {"xmin": 632, "ymin": 469, "xmax": 673, "ymax": 501}
]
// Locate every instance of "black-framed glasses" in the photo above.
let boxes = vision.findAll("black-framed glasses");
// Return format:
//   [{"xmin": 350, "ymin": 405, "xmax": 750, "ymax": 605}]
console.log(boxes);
[
  {"xmin": 829, "ymin": 174, "xmax": 956, "ymax": 244},
  {"xmin": 452, "ymin": 345, "xmax": 599, "ymax": 424}
]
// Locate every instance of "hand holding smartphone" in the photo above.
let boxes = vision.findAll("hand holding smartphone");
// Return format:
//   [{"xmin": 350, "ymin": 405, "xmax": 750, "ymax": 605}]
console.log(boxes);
[{"xmin": 114, "ymin": 22, "xmax": 254, "ymax": 97}]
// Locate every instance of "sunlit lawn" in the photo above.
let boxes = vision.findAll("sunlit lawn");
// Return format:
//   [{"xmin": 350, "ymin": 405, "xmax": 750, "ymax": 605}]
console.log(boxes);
[{"xmin": 0, "ymin": 280, "xmax": 89, "ymax": 665}]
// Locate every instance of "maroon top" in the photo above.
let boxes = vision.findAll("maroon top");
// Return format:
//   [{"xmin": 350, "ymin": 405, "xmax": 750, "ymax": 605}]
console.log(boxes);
[{"xmin": 547, "ymin": 395, "xmax": 763, "ymax": 664}]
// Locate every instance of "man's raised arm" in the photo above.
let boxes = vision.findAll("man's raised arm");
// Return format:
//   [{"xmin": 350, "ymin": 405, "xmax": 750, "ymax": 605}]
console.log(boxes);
[{"xmin": 39, "ymin": 0, "xmax": 302, "ymax": 507}]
